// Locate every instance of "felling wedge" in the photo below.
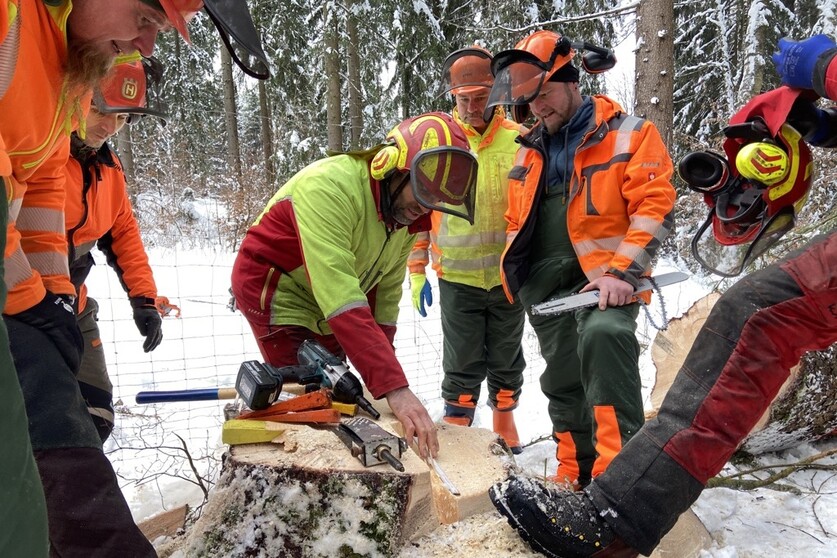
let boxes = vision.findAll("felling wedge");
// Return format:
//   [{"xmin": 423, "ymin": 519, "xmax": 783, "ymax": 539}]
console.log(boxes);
[{"xmin": 222, "ymin": 419, "xmax": 304, "ymax": 446}]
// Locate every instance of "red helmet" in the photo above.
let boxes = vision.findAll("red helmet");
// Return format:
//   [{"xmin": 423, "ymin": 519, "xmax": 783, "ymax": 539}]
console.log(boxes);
[
  {"xmin": 370, "ymin": 112, "xmax": 478, "ymax": 223},
  {"xmin": 682, "ymin": 114, "xmax": 813, "ymax": 276},
  {"xmin": 93, "ymin": 54, "xmax": 167, "ymax": 123},
  {"xmin": 439, "ymin": 45, "xmax": 493, "ymax": 96}
]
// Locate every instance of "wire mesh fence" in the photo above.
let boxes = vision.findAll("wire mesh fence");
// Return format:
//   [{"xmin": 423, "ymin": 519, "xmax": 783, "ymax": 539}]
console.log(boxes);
[{"xmin": 86, "ymin": 246, "xmax": 667, "ymax": 518}]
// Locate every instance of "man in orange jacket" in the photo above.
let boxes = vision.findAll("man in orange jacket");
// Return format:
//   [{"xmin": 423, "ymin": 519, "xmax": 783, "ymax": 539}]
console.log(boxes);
[
  {"xmin": 0, "ymin": 1, "xmax": 268, "ymax": 556},
  {"xmin": 489, "ymin": 35, "xmax": 837, "ymax": 558},
  {"xmin": 66, "ymin": 55, "xmax": 170, "ymax": 442},
  {"xmin": 484, "ymin": 30, "xmax": 676, "ymax": 490}
]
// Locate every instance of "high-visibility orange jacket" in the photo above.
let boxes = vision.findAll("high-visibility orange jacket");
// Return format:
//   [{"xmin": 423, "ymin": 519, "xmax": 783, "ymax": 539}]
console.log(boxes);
[
  {"xmin": 65, "ymin": 141, "xmax": 157, "ymax": 313},
  {"xmin": 407, "ymin": 107, "xmax": 523, "ymax": 290},
  {"xmin": 1, "ymin": 0, "xmax": 86, "ymax": 315},
  {"xmin": 501, "ymin": 95, "xmax": 676, "ymax": 302}
]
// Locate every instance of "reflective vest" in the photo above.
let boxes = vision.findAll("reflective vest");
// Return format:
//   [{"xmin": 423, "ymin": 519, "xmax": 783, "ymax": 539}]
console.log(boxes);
[
  {"xmin": 1, "ymin": 0, "xmax": 87, "ymax": 314},
  {"xmin": 408, "ymin": 108, "xmax": 523, "ymax": 290},
  {"xmin": 501, "ymin": 95, "xmax": 676, "ymax": 302}
]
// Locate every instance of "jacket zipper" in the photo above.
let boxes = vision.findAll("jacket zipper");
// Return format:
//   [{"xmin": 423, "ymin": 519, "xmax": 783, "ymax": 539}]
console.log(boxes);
[
  {"xmin": 66, "ymin": 158, "xmax": 96, "ymax": 264},
  {"xmin": 260, "ymin": 267, "xmax": 275, "ymax": 311}
]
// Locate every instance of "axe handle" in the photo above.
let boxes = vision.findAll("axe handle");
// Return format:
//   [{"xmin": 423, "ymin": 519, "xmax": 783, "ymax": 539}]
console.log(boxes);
[{"xmin": 136, "ymin": 387, "xmax": 238, "ymax": 404}]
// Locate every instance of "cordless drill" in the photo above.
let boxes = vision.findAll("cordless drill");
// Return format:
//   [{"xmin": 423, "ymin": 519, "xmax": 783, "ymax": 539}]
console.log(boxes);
[{"xmin": 295, "ymin": 339, "xmax": 381, "ymax": 419}]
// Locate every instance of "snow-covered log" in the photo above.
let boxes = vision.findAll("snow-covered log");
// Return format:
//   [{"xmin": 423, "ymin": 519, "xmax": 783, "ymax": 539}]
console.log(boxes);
[
  {"xmin": 649, "ymin": 293, "xmax": 837, "ymax": 454},
  {"xmin": 158, "ymin": 410, "xmax": 510, "ymax": 558}
]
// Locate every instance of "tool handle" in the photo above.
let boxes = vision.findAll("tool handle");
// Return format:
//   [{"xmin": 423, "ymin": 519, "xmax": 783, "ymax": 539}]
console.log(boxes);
[
  {"xmin": 136, "ymin": 387, "xmax": 237, "ymax": 404},
  {"xmin": 266, "ymin": 364, "xmax": 312, "ymax": 383}
]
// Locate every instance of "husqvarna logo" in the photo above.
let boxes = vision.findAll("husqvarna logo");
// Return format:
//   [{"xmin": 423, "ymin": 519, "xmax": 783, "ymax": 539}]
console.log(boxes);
[{"xmin": 122, "ymin": 78, "xmax": 139, "ymax": 100}]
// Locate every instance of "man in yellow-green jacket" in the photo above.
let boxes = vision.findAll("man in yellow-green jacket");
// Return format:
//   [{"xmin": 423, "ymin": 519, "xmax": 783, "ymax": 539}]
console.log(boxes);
[
  {"xmin": 232, "ymin": 113, "xmax": 478, "ymax": 459},
  {"xmin": 408, "ymin": 46, "xmax": 527, "ymax": 453}
]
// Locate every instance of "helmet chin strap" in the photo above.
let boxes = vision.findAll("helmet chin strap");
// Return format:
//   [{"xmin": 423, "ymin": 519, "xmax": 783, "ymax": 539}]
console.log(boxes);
[{"xmin": 380, "ymin": 174, "xmax": 409, "ymax": 228}]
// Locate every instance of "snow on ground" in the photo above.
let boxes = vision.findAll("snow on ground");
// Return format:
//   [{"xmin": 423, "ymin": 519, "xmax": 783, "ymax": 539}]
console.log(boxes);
[{"xmin": 85, "ymin": 242, "xmax": 837, "ymax": 557}]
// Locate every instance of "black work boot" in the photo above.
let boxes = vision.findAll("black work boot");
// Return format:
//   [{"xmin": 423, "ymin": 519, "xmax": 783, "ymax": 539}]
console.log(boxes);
[{"xmin": 489, "ymin": 475, "xmax": 639, "ymax": 558}]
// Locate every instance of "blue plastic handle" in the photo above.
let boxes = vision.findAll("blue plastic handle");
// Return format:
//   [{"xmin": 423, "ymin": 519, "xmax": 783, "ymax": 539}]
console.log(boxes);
[{"xmin": 136, "ymin": 388, "xmax": 233, "ymax": 404}]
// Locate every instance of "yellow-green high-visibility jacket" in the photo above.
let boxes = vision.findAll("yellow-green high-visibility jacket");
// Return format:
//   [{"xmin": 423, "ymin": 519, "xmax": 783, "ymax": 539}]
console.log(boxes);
[
  {"xmin": 231, "ymin": 153, "xmax": 431, "ymax": 398},
  {"xmin": 407, "ymin": 107, "xmax": 523, "ymax": 290}
]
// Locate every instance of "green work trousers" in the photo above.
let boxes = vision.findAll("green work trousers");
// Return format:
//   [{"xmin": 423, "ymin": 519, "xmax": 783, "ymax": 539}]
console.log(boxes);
[
  {"xmin": 439, "ymin": 279, "xmax": 526, "ymax": 408},
  {"xmin": 0, "ymin": 186, "xmax": 49, "ymax": 557},
  {"xmin": 528, "ymin": 301, "xmax": 643, "ymax": 483},
  {"xmin": 77, "ymin": 298, "xmax": 115, "ymax": 442}
]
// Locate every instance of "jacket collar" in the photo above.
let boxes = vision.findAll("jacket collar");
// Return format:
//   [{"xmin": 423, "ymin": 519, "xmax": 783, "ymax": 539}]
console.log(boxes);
[
  {"xmin": 453, "ymin": 106, "xmax": 509, "ymax": 149},
  {"xmin": 70, "ymin": 133, "xmax": 117, "ymax": 168},
  {"xmin": 518, "ymin": 94, "xmax": 623, "ymax": 151}
]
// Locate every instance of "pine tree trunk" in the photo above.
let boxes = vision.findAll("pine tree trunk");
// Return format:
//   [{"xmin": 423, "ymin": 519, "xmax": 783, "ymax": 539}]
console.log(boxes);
[
  {"xmin": 158, "ymin": 419, "xmax": 510, "ymax": 557},
  {"xmin": 221, "ymin": 45, "xmax": 242, "ymax": 179},
  {"xmin": 258, "ymin": 79, "xmax": 276, "ymax": 186},
  {"xmin": 325, "ymin": 2, "xmax": 343, "ymax": 152},
  {"xmin": 346, "ymin": 0, "xmax": 363, "ymax": 149},
  {"xmin": 634, "ymin": 0, "xmax": 675, "ymax": 148},
  {"xmin": 115, "ymin": 125, "xmax": 135, "ymax": 187}
]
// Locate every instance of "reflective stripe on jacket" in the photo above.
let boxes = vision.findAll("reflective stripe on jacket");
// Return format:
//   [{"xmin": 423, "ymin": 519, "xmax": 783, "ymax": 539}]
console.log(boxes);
[
  {"xmin": 1, "ymin": 0, "xmax": 86, "ymax": 314},
  {"xmin": 65, "ymin": 142, "xmax": 157, "ymax": 313},
  {"xmin": 231, "ymin": 154, "xmax": 430, "ymax": 398},
  {"xmin": 408, "ymin": 108, "xmax": 523, "ymax": 290},
  {"xmin": 501, "ymin": 95, "xmax": 676, "ymax": 302}
]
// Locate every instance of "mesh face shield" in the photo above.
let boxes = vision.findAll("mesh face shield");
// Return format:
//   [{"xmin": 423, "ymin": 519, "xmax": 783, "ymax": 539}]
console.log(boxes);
[
  {"xmin": 410, "ymin": 147, "xmax": 478, "ymax": 224},
  {"xmin": 203, "ymin": 0, "xmax": 270, "ymax": 79},
  {"xmin": 150, "ymin": 0, "xmax": 270, "ymax": 79},
  {"xmin": 485, "ymin": 37, "xmax": 575, "ymax": 111}
]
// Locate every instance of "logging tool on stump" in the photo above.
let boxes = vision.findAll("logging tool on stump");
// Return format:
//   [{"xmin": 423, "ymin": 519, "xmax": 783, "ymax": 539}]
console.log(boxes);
[
  {"xmin": 426, "ymin": 455, "xmax": 460, "ymax": 496},
  {"xmin": 294, "ymin": 339, "xmax": 381, "ymax": 420},
  {"xmin": 336, "ymin": 417, "xmax": 408, "ymax": 471}
]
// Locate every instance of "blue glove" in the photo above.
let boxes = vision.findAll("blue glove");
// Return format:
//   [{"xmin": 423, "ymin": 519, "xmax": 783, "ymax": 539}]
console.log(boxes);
[
  {"xmin": 409, "ymin": 273, "xmax": 432, "ymax": 317},
  {"xmin": 772, "ymin": 35, "xmax": 837, "ymax": 90}
]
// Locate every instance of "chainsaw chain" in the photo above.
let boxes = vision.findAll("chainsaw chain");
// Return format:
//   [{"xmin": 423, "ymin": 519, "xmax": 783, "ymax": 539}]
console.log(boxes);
[{"xmin": 638, "ymin": 275, "xmax": 670, "ymax": 331}]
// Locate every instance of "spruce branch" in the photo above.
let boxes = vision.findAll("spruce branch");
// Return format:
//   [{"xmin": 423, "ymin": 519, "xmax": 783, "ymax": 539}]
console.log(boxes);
[{"xmin": 707, "ymin": 448, "xmax": 837, "ymax": 493}]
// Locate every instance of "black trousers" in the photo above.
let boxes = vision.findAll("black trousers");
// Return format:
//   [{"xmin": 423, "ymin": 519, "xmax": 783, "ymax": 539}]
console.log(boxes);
[{"xmin": 6, "ymin": 317, "xmax": 156, "ymax": 558}]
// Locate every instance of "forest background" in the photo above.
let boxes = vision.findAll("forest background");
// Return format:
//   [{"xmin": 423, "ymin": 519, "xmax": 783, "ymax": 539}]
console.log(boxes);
[{"xmin": 119, "ymin": 0, "xmax": 837, "ymax": 259}]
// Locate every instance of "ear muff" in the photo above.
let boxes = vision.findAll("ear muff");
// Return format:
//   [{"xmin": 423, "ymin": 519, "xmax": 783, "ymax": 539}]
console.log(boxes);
[
  {"xmin": 370, "ymin": 145, "xmax": 400, "ymax": 180},
  {"xmin": 677, "ymin": 151, "xmax": 730, "ymax": 194},
  {"xmin": 735, "ymin": 142, "xmax": 790, "ymax": 186}
]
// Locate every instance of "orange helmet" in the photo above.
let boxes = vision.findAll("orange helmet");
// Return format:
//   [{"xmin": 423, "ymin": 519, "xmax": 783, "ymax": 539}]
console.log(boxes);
[
  {"xmin": 512, "ymin": 30, "xmax": 576, "ymax": 83},
  {"xmin": 485, "ymin": 30, "xmax": 576, "ymax": 110},
  {"xmin": 371, "ymin": 112, "xmax": 478, "ymax": 223},
  {"xmin": 440, "ymin": 45, "xmax": 493, "ymax": 96},
  {"xmin": 153, "ymin": 0, "xmax": 202, "ymax": 43},
  {"xmin": 142, "ymin": 0, "xmax": 270, "ymax": 79},
  {"xmin": 93, "ymin": 54, "xmax": 167, "ymax": 123}
]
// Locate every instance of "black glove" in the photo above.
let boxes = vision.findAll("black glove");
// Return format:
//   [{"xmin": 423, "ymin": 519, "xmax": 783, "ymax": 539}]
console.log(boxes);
[
  {"xmin": 13, "ymin": 291, "xmax": 83, "ymax": 372},
  {"xmin": 131, "ymin": 297, "xmax": 163, "ymax": 353}
]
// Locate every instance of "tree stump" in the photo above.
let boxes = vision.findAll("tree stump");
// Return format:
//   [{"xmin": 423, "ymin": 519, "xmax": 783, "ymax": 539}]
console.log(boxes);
[
  {"xmin": 160, "ymin": 409, "xmax": 511, "ymax": 558},
  {"xmin": 650, "ymin": 293, "xmax": 837, "ymax": 454}
]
